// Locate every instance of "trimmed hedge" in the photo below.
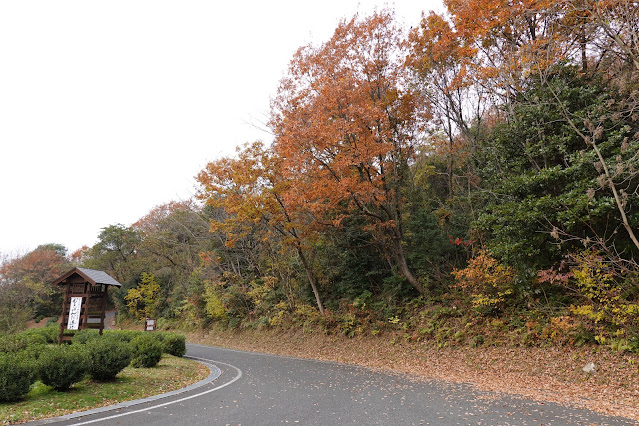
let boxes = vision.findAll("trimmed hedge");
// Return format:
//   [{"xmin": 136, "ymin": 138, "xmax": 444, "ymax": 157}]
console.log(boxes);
[
  {"xmin": 160, "ymin": 333, "xmax": 186, "ymax": 357},
  {"xmin": 0, "ymin": 352, "xmax": 36, "ymax": 401},
  {"xmin": 73, "ymin": 329, "xmax": 101, "ymax": 345},
  {"xmin": 130, "ymin": 334, "xmax": 163, "ymax": 368},
  {"xmin": 17, "ymin": 326, "xmax": 58, "ymax": 344},
  {"xmin": 103, "ymin": 329, "xmax": 142, "ymax": 343},
  {"xmin": 39, "ymin": 324, "xmax": 60, "ymax": 344},
  {"xmin": 38, "ymin": 345, "xmax": 89, "ymax": 391},
  {"xmin": 0, "ymin": 332, "xmax": 46, "ymax": 354},
  {"xmin": 0, "ymin": 327, "xmax": 189, "ymax": 397},
  {"xmin": 86, "ymin": 336, "xmax": 132, "ymax": 381}
]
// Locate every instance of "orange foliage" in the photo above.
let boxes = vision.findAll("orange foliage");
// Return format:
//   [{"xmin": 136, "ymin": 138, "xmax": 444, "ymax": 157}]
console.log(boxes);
[
  {"xmin": 452, "ymin": 249, "xmax": 516, "ymax": 310},
  {"xmin": 271, "ymin": 12, "xmax": 426, "ymax": 226},
  {"xmin": 197, "ymin": 141, "xmax": 306, "ymax": 245},
  {"xmin": 197, "ymin": 141, "xmax": 327, "ymax": 312},
  {"xmin": 70, "ymin": 245, "xmax": 90, "ymax": 264},
  {"xmin": 0, "ymin": 247, "xmax": 68, "ymax": 287},
  {"xmin": 133, "ymin": 200, "xmax": 195, "ymax": 234},
  {"xmin": 407, "ymin": 11, "xmax": 476, "ymax": 92},
  {"xmin": 271, "ymin": 10, "xmax": 428, "ymax": 221},
  {"xmin": 269, "ymin": 10, "xmax": 429, "ymax": 293},
  {"xmin": 428, "ymin": 0, "xmax": 639, "ymax": 89}
]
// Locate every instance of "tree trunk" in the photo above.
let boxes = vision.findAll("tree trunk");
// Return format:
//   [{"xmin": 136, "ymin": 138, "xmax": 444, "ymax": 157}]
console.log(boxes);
[
  {"xmin": 393, "ymin": 237, "xmax": 424, "ymax": 294},
  {"xmin": 590, "ymin": 142, "xmax": 639, "ymax": 252},
  {"xmin": 545, "ymin": 79, "xmax": 639, "ymax": 252},
  {"xmin": 445, "ymin": 103, "xmax": 454, "ymax": 197},
  {"xmin": 580, "ymin": 27, "xmax": 588, "ymax": 72},
  {"xmin": 296, "ymin": 247, "xmax": 325, "ymax": 315}
]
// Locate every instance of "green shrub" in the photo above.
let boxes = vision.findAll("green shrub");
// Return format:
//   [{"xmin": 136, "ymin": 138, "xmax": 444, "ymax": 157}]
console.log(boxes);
[
  {"xmin": 160, "ymin": 333, "xmax": 186, "ymax": 357},
  {"xmin": 0, "ymin": 332, "xmax": 46, "ymax": 354},
  {"xmin": 19, "ymin": 343, "xmax": 47, "ymax": 362},
  {"xmin": 86, "ymin": 337, "xmax": 132, "ymax": 381},
  {"xmin": 0, "ymin": 352, "xmax": 36, "ymax": 401},
  {"xmin": 73, "ymin": 329, "xmax": 101, "ymax": 345},
  {"xmin": 150, "ymin": 331, "xmax": 166, "ymax": 342},
  {"xmin": 40, "ymin": 324, "xmax": 61, "ymax": 344},
  {"xmin": 19, "ymin": 329, "xmax": 49, "ymax": 345},
  {"xmin": 38, "ymin": 345, "xmax": 89, "ymax": 391},
  {"xmin": 130, "ymin": 334, "xmax": 163, "ymax": 368},
  {"xmin": 10, "ymin": 325, "xmax": 59, "ymax": 346},
  {"xmin": 103, "ymin": 330, "xmax": 142, "ymax": 343}
]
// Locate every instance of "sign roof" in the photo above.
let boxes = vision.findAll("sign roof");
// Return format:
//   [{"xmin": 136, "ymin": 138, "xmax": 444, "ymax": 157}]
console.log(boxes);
[{"xmin": 52, "ymin": 267, "xmax": 122, "ymax": 287}]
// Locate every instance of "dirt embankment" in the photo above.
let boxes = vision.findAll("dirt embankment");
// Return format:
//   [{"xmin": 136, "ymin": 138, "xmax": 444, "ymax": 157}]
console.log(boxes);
[{"xmin": 187, "ymin": 327, "xmax": 639, "ymax": 421}]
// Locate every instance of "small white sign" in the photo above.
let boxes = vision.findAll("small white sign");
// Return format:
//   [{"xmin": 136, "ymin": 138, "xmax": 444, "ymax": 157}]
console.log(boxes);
[
  {"xmin": 145, "ymin": 318, "xmax": 156, "ymax": 331},
  {"xmin": 67, "ymin": 297, "xmax": 83, "ymax": 330}
]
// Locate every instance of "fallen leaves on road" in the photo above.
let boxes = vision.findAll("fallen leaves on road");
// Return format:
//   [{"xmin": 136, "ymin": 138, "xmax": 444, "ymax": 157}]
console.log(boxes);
[{"xmin": 188, "ymin": 328, "xmax": 639, "ymax": 421}]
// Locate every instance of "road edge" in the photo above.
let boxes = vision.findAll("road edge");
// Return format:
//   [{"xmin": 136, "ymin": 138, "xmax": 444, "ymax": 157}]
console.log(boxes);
[{"xmin": 29, "ymin": 357, "xmax": 221, "ymax": 424}]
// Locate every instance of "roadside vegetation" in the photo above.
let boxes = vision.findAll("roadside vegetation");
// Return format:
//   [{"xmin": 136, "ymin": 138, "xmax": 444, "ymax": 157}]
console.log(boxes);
[
  {"xmin": 1, "ymin": 0, "xmax": 638, "ymax": 386},
  {"xmin": 0, "ymin": 326, "xmax": 201, "ymax": 424}
]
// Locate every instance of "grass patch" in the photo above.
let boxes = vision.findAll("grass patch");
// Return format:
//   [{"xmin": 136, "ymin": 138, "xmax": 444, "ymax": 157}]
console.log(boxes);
[{"xmin": 0, "ymin": 355, "xmax": 208, "ymax": 424}]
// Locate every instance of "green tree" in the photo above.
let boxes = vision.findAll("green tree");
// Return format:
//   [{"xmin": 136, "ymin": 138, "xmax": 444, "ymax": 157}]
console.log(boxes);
[
  {"xmin": 86, "ymin": 224, "xmax": 140, "ymax": 283},
  {"xmin": 125, "ymin": 272, "xmax": 161, "ymax": 320},
  {"xmin": 132, "ymin": 201, "xmax": 212, "ymax": 319},
  {"xmin": 474, "ymin": 67, "xmax": 638, "ymax": 271}
]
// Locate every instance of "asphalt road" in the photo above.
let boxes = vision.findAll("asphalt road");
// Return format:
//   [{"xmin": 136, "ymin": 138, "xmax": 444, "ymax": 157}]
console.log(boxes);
[
  {"xmin": 33, "ymin": 343, "xmax": 637, "ymax": 425},
  {"xmin": 103, "ymin": 311, "xmax": 116, "ymax": 330}
]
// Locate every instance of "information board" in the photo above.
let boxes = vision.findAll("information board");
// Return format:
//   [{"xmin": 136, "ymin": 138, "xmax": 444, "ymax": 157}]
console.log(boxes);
[
  {"xmin": 67, "ymin": 297, "xmax": 83, "ymax": 330},
  {"xmin": 145, "ymin": 318, "xmax": 156, "ymax": 331}
]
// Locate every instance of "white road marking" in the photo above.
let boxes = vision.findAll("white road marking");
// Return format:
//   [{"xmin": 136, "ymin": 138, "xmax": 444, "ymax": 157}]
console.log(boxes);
[{"xmin": 70, "ymin": 357, "xmax": 242, "ymax": 425}]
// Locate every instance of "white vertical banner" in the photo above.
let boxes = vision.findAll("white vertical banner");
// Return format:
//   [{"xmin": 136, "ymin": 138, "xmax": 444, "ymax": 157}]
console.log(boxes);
[{"xmin": 67, "ymin": 297, "xmax": 83, "ymax": 330}]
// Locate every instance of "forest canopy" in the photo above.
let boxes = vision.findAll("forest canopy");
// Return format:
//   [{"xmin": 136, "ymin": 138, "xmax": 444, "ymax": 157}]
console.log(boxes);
[{"xmin": 3, "ymin": 1, "xmax": 638, "ymax": 349}]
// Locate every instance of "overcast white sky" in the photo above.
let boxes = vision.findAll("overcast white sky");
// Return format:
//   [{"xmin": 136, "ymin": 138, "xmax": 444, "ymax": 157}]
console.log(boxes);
[{"xmin": 0, "ymin": 0, "xmax": 442, "ymax": 256}]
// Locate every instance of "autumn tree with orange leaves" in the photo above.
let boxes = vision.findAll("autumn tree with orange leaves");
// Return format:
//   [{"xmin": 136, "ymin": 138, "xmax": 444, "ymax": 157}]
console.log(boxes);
[
  {"xmin": 270, "ymin": 11, "xmax": 430, "ymax": 294},
  {"xmin": 0, "ymin": 245, "xmax": 70, "ymax": 332},
  {"xmin": 407, "ymin": 11, "xmax": 487, "ymax": 200},
  {"xmin": 197, "ymin": 142, "xmax": 326, "ymax": 314}
]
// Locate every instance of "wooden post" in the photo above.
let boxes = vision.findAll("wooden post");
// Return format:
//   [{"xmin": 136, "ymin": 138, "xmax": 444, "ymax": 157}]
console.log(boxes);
[
  {"xmin": 81, "ymin": 282, "xmax": 92, "ymax": 330},
  {"xmin": 58, "ymin": 283, "xmax": 71, "ymax": 345}
]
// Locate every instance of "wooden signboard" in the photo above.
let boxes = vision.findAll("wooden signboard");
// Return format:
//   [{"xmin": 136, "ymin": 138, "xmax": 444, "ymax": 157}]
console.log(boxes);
[
  {"xmin": 145, "ymin": 318, "xmax": 156, "ymax": 331},
  {"xmin": 52, "ymin": 267, "xmax": 122, "ymax": 344}
]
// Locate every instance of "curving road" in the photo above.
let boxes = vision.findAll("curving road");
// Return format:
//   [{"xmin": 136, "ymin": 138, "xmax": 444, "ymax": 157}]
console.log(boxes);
[{"xmin": 33, "ymin": 343, "xmax": 636, "ymax": 425}]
